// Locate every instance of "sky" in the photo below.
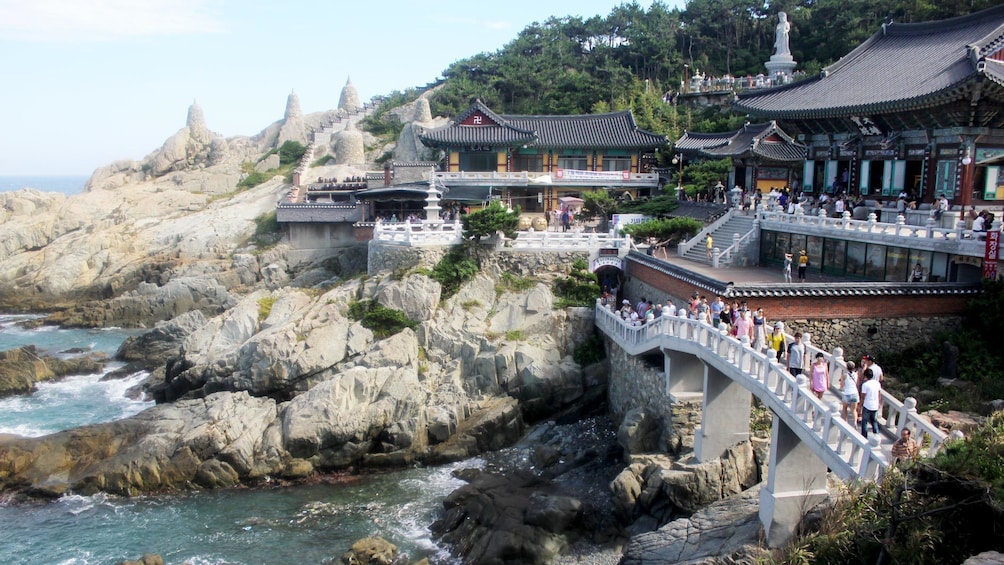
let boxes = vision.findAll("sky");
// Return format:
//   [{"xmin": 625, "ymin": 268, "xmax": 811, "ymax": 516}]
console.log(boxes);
[{"xmin": 0, "ymin": 0, "xmax": 685, "ymax": 176}]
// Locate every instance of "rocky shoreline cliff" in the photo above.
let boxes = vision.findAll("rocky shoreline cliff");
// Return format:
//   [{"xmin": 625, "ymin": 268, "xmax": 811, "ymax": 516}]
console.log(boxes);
[{"xmin": 0, "ymin": 96, "xmax": 778, "ymax": 564}]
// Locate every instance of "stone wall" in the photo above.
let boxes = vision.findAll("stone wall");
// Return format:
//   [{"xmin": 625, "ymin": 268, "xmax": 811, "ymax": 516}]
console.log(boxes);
[
  {"xmin": 367, "ymin": 243, "xmax": 447, "ymax": 275},
  {"xmin": 605, "ymin": 338, "xmax": 702, "ymax": 455},
  {"xmin": 781, "ymin": 316, "xmax": 962, "ymax": 359},
  {"xmin": 484, "ymin": 249, "xmax": 591, "ymax": 280}
]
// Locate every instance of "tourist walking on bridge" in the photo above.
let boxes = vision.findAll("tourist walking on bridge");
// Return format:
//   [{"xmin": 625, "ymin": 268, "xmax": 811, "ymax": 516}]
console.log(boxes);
[
  {"xmin": 786, "ymin": 331, "xmax": 806, "ymax": 376},
  {"xmin": 809, "ymin": 352, "xmax": 829, "ymax": 400},
  {"xmin": 840, "ymin": 361, "xmax": 859, "ymax": 426},
  {"xmin": 860, "ymin": 368, "xmax": 881, "ymax": 438}
]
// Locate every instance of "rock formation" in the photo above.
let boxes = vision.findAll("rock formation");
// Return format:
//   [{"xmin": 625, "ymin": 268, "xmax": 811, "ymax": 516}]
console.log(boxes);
[
  {"xmin": 0, "ymin": 252, "xmax": 603, "ymax": 499},
  {"xmin": 0, "ymin": 345, "xmax": 106, "ymax": 397}
]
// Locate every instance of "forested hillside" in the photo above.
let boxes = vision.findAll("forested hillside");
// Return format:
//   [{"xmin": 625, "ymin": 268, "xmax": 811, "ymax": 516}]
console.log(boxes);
[{"xmin": 424, "ymin": 0, "xmax": 999, "ymax": 156}]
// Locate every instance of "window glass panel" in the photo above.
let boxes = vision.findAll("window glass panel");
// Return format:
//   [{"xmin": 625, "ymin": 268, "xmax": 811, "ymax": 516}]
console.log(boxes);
[
  {"xmin": 909, "ymin": 250, "xmax": 934, "ymax": 281},
  {"xmin": 885, "ymin": 246, "xmax": 910, "ymax": 282},
  {"xmin": 460, "ymin": 152, "xmax": 496, "ymax": 172},
  {"xmin": 558, "ymin": 156, "xmax": 588, "ymax": 170},
  {"xmin": 789, "ymin": 234, "xmax": 807, "ymax": 256},
  {"xmin": 847, "ymin": 241, "xmax": 867, "ymax": 277},
  {"xmin": 806, "ymin": 236, "xmax": 823, "ymax": 272},
  {"xmin": 865, "ymin": 244, "xmax": 886, "ymax": 280},
  {"xmin": 603, "ymin": 157, "xmax": 631, "ymax": 171},
  {"xmin": 775, "ymin": 231, "xmax": 791, "ymax": 259},
  {"xmin": 761, "ymin": 231, "xmax": 777, "ymax": 263},
  {"xmin": 513, "ymin": 154, "xmax": 543, "ymax": 172},
  {"xmin": 823, "ymin": 239, "xmax": 846, "ymax": 275}
]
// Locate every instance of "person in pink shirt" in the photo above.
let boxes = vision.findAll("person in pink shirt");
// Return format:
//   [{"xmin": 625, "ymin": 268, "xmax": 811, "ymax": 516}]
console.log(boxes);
[
  {"xmin": 810, "ymin": 352, "xmax": 829, "ymax": 400},
  {"xmin": 735, "ymin": 308, "xmax": 754, "ymax": 342}
]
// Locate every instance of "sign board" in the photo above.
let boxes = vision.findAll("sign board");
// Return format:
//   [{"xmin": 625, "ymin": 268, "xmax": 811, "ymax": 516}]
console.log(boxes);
[
  {"xmin": 985, "ymin": 230, "xmax": 1000, "ymax": 280},
  {"xmin": 556, "ymin": 168, "xmax": 632, "ymax": 181},
  {"xmin": 611, "ymin": 213, "xmax": 649, "ymax": 231},
  {"xmin": 592, "ymin": 256, "xmax": 623, "ymax": 272}
]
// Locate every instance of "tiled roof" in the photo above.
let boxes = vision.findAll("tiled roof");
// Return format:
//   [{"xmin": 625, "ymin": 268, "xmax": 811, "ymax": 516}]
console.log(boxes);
[
  {"xmin": 735, "ymin": 5, "xmax": 1004, "ymax": 118},
  {"xmin": 674, "ymin": 122, "xmax": 805, "ymax": 162},
  {"xmin": 419, "ymin": 100, "xmax": 667, "ymax": 149},
  {"xmin": 627, "ymin": 251, "xmax": 983, "ymax": 298}
]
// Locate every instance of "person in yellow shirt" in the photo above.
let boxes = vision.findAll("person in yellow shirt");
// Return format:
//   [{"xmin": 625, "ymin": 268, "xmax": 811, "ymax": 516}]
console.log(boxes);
[
  {"xmin": 706, "ymin": 234, "xmax": 714, "ymax": 261},
  {"xmin": 797, "ymin": 250, "xmax": 809, "ymax": 281},
  {"xmin": 767, "ymin": 321, "xmax": 786, "ymax": 360}
]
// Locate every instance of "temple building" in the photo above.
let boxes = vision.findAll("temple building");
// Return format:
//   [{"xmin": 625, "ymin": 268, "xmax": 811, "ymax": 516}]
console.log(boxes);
[
  {"xmin": 674, "ymin": 121, "xmax": 806, "ymax": 192},
  {"xmin": 417, "ymin": 100, "xmax": 667, "ymax": 214},
  {"xmin": 733, "ymin": 5, "xmax": 1004, "ymax": 211}
]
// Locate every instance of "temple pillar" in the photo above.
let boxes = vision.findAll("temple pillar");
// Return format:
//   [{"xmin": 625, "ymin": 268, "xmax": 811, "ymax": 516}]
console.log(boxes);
[
  {"xmin": 759, "ymin": 414, "xmax": 829, "ymax": 547},
  {"xmin": 694, "ymin": 364, "xmax": 751, "ymax": 461}
]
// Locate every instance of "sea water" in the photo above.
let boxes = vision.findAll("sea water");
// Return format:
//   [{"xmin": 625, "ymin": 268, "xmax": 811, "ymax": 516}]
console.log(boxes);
[
  {"xmin": 0, "ymin": 318, "xmax": 465, "ymax": 564},
  {"xmin": 0, "ymin": 175, "xmax": 88, "ymax": 195}
]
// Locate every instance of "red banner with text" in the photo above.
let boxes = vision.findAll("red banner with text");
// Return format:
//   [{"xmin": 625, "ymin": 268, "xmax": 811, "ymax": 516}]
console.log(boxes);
[{"xmin": 984, "ymin": 230, "xmax": 1000, "ymax": 280}]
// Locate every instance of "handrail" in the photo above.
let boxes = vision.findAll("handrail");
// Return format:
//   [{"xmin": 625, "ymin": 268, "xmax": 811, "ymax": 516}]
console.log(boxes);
[
  {"xmin": 717, "ymin": 222, "xmax": 758, "ymax": 266},
  {"xmin": 758, "ymin": 209, "xmax": 987, "ymax": 254},
  {"xmin": 594, "ymin": 300, "xmax": 952, "ymax": 480},
  {"xmin": 678, "ymin": 208, "xmax": 737, "ymax": 257}
]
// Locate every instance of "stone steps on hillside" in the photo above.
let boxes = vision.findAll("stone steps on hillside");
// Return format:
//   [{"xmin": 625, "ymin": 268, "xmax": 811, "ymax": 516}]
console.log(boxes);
[{"xmin": 682, "ymin": 215, "xmax": 756, "ymax": 264}]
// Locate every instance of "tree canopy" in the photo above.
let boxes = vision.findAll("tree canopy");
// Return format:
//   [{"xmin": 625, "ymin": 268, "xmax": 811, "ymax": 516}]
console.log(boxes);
[{"xmin": 429, "ymin": 1, "xmax": 998, "ymax": 141}]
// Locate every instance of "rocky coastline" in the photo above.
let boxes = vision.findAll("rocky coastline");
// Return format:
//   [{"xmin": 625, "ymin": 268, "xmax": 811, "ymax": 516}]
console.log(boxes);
[{"xmin": 0, "ymin": 97, "xmax": 819, "ymax": 564}]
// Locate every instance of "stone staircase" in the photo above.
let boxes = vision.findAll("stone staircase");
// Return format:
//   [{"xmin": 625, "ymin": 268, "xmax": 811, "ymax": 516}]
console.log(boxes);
[{"xmin": 682, "ymin": 214, "xmax": 756, "ymax": 264}]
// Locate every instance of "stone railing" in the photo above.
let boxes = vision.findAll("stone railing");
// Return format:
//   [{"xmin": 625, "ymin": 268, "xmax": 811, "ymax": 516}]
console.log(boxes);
[
  {"xmin": 434, "ymin": 170, "xmax": 659, "ymax": 187},
  {"xmin": 678, "ymin": 208, "xmax": 737, "ymax": 258},
  {"xmin": 758, "ymin": 209, "xmax": 991, "ymax": 256},
  {"xmin": 371, "ymin": 219, "xmax": 463, "ymax": 246},
  {"xmin": 716, "ymin": 221, "xmax": 759, "ymax": 267},
  {"xmin": 507, "ymin": 230, "xmax": 632, "ymax": 251},
  {"xmin": 595, "ymin": 301, "xmax": 953, "ymax": 480}
]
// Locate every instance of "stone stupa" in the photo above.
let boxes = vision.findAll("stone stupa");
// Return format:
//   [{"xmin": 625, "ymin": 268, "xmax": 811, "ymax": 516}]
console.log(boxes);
[
  {"xmin": 338, "ymin": 77, "xmax": 361, "ymax": 112},
  {"xmin": 278, "ymin": 89, "xmax": 307, "ymax": 146}
]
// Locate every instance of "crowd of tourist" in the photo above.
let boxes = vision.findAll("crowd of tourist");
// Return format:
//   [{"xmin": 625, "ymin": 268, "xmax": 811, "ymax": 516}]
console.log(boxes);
[{"xmin": 602, "ymin": 289, "xmax": 919, "ymax": 460}]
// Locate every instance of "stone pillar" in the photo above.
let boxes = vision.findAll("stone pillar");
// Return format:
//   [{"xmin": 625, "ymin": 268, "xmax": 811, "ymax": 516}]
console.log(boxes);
[
  {"xmin": 759, "ymin": 414, "xmax": 829, "ymax": 547},
  {"xmin": 694, "ymin": 364, "xmax": 751, "ymax": 461},
  {"xmin": 665, "ymin": 349, "xmax": 704, "ymax": 401}
]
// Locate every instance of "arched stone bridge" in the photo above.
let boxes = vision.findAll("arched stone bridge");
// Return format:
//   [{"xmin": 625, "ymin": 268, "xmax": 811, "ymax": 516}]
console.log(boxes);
[{"xmin": 594, "ymin": 302, "xmax": 952, "ymax": 547}]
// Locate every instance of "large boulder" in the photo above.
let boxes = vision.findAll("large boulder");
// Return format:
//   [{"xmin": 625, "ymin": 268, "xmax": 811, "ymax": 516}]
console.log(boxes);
[
  {"xmin": 620, "ymin": 486, "xmax": 765, "ymax": 565},
  {"xmin": 0, "ymin": 391, "xmax": 281, "ymax": 498},
  {"xmin": 0, "ymin": 345, "xmax": 106, "ymax": 397},
  {"xmin": 281, "ymin": 365, "xmax": 427, "ymax": 466}
]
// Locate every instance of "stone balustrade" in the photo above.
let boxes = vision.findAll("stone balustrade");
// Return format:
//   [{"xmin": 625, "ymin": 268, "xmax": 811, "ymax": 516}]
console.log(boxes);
[
  {"xmin": 371, "ymin": 219, "xmax": 464, "ymax": 246},
  {"xmin": 758, "ymin": 209, "xmax": 988, "ymax": 256},
  {"xmin": 595, "ymin": 300, "xmax": 951, "ymax": 475}
]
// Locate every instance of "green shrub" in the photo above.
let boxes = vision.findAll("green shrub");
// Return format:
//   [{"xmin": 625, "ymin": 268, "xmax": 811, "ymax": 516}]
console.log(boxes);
[
  {"xmin": 504, "ymin": 329, "xmax": 526, "ymax": 341},
  {"xmin": 238, "ymin": 170, "xmax": 270, "ymax": 189},
  {"xmin": 620, "ymin": 217, "xmax": 703, "ymax": 244},
  {"xmin": 250, "ymin": 211, "xmax": 280, "ymax": 248},
  {"xmin": 347, "ymin": 299, "xmax": 417, "ymax": 339},
  {"xmin": 573, "ymin": 333, "xmax": 606, "ymax": 366},
  {"xmin": 432, "ymin": 245, "xmax": 479, "ymax": 298},
  {"xmin": 278, "ymin": 140, "xmax": 307, "ymax": 166},
  {"xmin": 311, "ymin": 154, "xmax": 335, "ymax": 167},
  {"xmin": 257, "ymin": 296, "xmax": 277, "ymax": 322},
  {"xmin": 462, "ymin": 201, "xmax": 521, "ymax": 241},
  {"xmin": 554, "ymin": 257, "xmax": 600, "ymax": 307},
  {"xmin": 497, "ymin": 272, "xmax": 536, "ymax": 294}
]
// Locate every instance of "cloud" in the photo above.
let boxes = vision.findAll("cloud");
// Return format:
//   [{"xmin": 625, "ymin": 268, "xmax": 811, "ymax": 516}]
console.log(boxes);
[{"xmin": 0, "ymin": 0, "xmax": 225, "ymax": 41}]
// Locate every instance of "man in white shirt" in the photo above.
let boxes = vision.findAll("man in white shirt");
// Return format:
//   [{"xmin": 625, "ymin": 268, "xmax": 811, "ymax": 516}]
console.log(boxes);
[{"xmin": 860, "ymin": 368, "xmax": 881, "ymax": 437}]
